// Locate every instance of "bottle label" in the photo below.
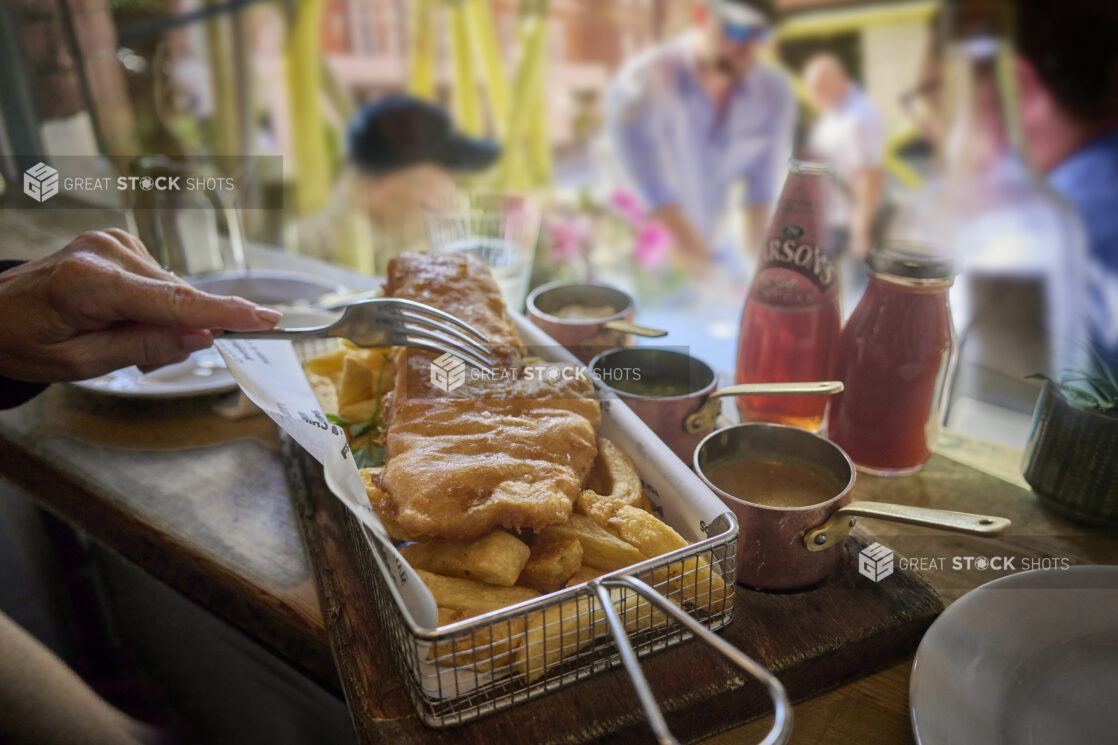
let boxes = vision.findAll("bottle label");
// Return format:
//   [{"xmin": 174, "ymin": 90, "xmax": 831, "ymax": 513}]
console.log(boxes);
[{"xmin": 751, "ymin": 169, "xmax": 837, "ymax": 309}]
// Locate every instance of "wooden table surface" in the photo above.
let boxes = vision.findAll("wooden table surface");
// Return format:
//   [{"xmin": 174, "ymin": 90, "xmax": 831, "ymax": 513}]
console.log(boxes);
[
  {"xmin": 3, "ymin": 382, "xmax": 1116, "ymax": 744},
  {"xmin": 2, "ymin": 220, "xmax": 1116, "ymax": 743}
]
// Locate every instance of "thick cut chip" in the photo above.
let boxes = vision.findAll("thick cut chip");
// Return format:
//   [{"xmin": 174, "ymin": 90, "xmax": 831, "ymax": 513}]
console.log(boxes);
[
  {"xmin": 428, "ymin": 618, "xmax": 526, "ymax": 673},
  {"xmin": 338, "ymin": 355, "xmax": 374, "ymax": 407},
  {"xmin": 416, "ymin": 569, "xmax": 539, "ymax": 616},
  {"xmin": 399, "ymin": 531, "xmax": 531, "ymax": 587},
  {"xmin": 615, "ymin": 590, "xmax": 671, "ymax": 635},
  {"xmin": 514, "ymin": 594, "xmax": 608, "ymax": 683},
  {"xmin": 578, "ymin": 490, "xmax": 729, "ymax": 609},
  {"xmin": 563, "ymin": 565, "xmax": 607, "ymax": 588},
  {"xmin": 517, "ymin": 536, "xmax": 583, "ymax": 593},
  {"xmin": 652, "ymin": 557, "xmax": 730, "ymax": 611},
  {"xmin": 304, "ymin": 344, "xmax": 392, "ymax": 424},
  {"xmin": 540, "ymin": 513, "xmax": 646, "ymax": 571},
  {"xmin": 577, "ymin": 492, "xmax": 688, "ymax": 558},
  {"xmin": 513, "ymin": 589, "xmax": 671, "ymax": 683},
  {"xmin": 304, "ymin": 347, "xmax": 349, "ymax": 379},
  {"xmin": 338, "ymin": 398, "xmax": 379, "ymax": 425}
]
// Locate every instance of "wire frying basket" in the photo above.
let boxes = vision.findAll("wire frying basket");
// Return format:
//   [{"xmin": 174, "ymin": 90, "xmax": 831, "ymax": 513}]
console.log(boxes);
[
  {"xmin": 362, "ymin": 511, "xmax": 791, "ymax": 743},
  {"xmin": 288, "ymin": 339, "xmax": 790, "ymax": 742}
]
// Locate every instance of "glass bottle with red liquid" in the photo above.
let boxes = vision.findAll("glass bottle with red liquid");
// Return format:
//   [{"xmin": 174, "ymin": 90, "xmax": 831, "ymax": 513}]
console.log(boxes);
[
  {"xmin": 828, "ymin": 242, "xmax": 956, "ymax": 475},
  {"xmin": 735, "ymin": 159, "xmax": 840, "ymax": 431}
]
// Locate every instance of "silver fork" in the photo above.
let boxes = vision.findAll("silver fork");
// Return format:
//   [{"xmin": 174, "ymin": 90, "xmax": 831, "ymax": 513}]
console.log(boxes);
[{"xmin": 223, "ymin": 298, "xmax": 492, "ymax": 369}]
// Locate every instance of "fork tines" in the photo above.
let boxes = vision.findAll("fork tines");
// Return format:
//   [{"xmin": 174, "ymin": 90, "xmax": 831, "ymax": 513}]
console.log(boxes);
[{"xmin": 389, "ymin": 300, "xmax": 492, "ymax": 370}]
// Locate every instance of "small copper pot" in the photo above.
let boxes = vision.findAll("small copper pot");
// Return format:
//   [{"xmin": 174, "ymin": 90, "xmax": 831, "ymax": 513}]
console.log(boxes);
[
  {"xmin": 527, "ymin": 281, "xmax": 664, "ymax": 364},
  {"xmin": 590, "ymin": 348, "xmax": 843, "ymax": 462},
  {"xmin": 694, "ymin": 424, "xmax": 1012, "ymax": 590},
  {"xmin": 590, "ymin": 348, "xmax": 718, "ymax": 461}
]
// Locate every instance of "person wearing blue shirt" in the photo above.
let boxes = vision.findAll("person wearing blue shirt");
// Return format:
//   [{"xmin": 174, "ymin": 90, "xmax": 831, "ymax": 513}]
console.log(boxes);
[
  {"xmin": 1013, "ymin": 0, "xmax": 1118, "ymax": 373},
  {"xmin": 604, "ymin": 0, "xmax": 794, "ymax": 275}
]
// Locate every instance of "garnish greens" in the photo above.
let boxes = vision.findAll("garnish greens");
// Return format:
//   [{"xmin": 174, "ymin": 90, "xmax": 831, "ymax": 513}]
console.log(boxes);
[{"xmin": 327, "ymin": 353, "xmax": 393, "ymax": 467}]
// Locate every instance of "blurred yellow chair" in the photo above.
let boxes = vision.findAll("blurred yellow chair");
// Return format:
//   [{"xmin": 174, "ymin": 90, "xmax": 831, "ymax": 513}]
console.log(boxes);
[{"xmin": 408, "ymin": 0, "xmax": 552, "ymax": 192}]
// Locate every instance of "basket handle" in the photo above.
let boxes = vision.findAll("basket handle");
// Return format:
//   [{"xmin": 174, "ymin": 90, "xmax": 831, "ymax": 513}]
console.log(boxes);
[{"xmin": 589, "ymin": 575, "xmax": 792, "ymax": 745}]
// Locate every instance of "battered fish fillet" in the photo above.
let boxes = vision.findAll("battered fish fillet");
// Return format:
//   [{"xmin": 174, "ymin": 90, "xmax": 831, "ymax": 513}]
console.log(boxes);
[{"xmin": 380, "ymin": 252, "xmax": 601, "ymax": 540}]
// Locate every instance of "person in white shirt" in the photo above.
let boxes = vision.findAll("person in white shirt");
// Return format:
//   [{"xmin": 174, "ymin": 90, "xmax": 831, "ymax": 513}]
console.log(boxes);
[
  {"xmin": 804, "ymin": 54, "xmax": 886, "ymax": 262},
  {"xmin": 604, "ymin": 0, "xmax": 795, "ymax": 275}
]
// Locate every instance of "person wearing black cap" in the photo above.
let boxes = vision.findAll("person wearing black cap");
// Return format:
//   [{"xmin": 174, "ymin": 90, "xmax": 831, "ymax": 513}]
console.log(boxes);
[
  {"xmin": 346, "ymin": 95, "xmax": 500, "ymax": 274},
  {"xmin": 604, "ymin": 0, "xmax": 794, "ymax": 278}
]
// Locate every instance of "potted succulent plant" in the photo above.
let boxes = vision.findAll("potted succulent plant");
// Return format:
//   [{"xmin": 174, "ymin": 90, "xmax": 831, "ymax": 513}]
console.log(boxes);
[{"xmin": 1023, "ymin": 358, "xmax": 1118, "ymax": 526}]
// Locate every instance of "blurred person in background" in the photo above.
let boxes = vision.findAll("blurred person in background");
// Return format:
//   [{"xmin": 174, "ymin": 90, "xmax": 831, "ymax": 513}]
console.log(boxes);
[
  {"xmin": 347, "ymin": 95, "xmax": 500, "ymax": 275},
  {"xmin": 906, "ymin": 1, "xmax": 1118, "ymax": 373},
  {"xmin": 804, "ymin": 53, "xmax": 886, "ymax": 311},
  {"xmin": 1013, "ymin": 0, "xmax": 1118, "ymax": 372},
  {"xmin": 804, "ymin": 53, "xmax": 885, "ymax": 264},
  {"xmin": 604, "ymin": 0, "xmax": 795, "ymax": 278}
]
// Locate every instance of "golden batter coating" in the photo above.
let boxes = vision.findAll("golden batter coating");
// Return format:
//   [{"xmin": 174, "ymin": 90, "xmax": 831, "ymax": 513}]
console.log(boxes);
[{"xmin": 380, "ymin": 253, "xmax": 601, "ymax": 540}]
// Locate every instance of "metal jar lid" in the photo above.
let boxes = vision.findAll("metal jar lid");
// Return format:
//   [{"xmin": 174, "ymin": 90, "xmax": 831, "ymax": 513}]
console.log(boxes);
[{"xmin": 869, "ymin": 241, "xmax": 956, "ymax": 280}]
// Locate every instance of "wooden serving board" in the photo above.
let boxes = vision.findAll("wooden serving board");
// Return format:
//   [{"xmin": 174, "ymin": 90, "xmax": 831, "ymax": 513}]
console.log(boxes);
[{"xmin": 282, "ymin": 435, "xmax": 943, "ymax": 745}]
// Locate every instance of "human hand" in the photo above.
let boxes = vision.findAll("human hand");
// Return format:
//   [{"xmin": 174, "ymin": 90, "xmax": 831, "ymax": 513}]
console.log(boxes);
[{"xmin": 0, "ymin": 229, "xmax": 281, "ymax": 383}]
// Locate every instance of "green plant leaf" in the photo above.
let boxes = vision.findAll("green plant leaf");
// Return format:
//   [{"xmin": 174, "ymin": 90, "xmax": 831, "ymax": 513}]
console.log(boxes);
[
  {"xmin": 353, "ymin": 445, "xmax": 387, "ymax": 470},
  {"xmin": 350, "ymin": 418, "xmax": 381, "ymax": 438},
  {"xmin": 1062, "ymin": 386, "xmax": 1102, "ymax": 409},
  {"xmin": 326, "ymin": 414, "xmax": 351, "ymax": 427},
  {"xmin": 1030, "ymin": 362, "xmax": 1118, "ymax": 414},
  {"xmin": 1088, "ymin": 347, "xmax": 1118, "ymax": 390}
]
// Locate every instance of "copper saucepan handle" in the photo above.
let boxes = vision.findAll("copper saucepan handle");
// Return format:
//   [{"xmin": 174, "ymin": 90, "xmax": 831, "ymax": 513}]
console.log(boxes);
[
  {"xmin": 683, "ymin": 381, "xmax": 844, "ymax": 434},
  {"xmin": 600, "ymin": 319, "xmax": 668, "ymax": 338},
  {"xmin": 804, "ymin": 501, "xmax": 1012, "ymax": 552},
  {"xmin": 708, "ymin": 381, "xmax": 844, "ymax": 399}
]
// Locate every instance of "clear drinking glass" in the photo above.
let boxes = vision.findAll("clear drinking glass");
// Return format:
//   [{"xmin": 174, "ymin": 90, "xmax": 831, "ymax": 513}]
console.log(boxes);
[{"xmin": 423, "ymin": 191, "xmax": 541, "ymax": 311}]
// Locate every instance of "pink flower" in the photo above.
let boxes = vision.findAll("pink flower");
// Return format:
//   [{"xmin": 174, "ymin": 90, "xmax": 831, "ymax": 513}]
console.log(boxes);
[
  {"xmin": 633, "ymin": 223, "xmax": 672, "ymax": 269},
  {"xmin": 608, "ymin": 189, "xmax": 645, "ymax": 226},
  {"xmin": 548, "ymin": 216, "xmax": 591, "ymax": 262}
]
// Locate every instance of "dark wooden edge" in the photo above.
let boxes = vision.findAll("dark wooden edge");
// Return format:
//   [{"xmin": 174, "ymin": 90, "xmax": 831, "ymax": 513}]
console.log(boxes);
[
  {"xmin": 0, "ymin": 434, "xmax": 339, "ymax": 691},
  {"xmin": 280, "ymin": 432, "xmax": 415, "ymax": 731}
]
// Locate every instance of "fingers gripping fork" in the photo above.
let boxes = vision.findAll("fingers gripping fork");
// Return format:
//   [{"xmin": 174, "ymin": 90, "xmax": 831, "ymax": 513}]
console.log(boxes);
[{"xmin": 589, "ymin": 576, "xmax": 792, "ymax": 745}]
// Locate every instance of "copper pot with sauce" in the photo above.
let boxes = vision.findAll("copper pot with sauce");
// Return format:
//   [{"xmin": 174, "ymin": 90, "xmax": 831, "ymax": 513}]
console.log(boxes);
[
  {"xmin": 590, "ymin": 348, "xmax": 843, "ymax": 461},
  {"xmin": 590, "ymin": 348, "xmax": 718, "ymax": 460},
  {"xmin": 694, "ymin": 424, "xmax": 1012, "ymax": 590},
  {"xmin": 527, "ymin": 282, "xmax": 665, "ymax": 364}
]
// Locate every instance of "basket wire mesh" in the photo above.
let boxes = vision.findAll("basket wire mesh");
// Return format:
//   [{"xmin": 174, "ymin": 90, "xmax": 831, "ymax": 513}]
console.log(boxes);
[{"xmin": 363, "ymin": 509, "xmax": 787, "ymax": 743}]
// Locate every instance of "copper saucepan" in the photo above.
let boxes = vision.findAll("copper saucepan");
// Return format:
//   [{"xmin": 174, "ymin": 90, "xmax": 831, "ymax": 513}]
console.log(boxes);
[
  {"xmin": 694, "ymin": 423, "xmax": 1012, "ymax": 590},
  {"xmin": 589, "ymin": 347, "xmax": 842, "ymax": 461},
  {"xmin": 527, "ymin": 282, "xmax": 666, "ymax": 364}
]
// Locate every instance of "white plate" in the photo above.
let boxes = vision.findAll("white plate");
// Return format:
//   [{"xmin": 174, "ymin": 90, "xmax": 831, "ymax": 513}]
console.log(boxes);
[
  {"xmin": 71, "ymin": 347, "xmax": 238, "ymax": 398},
  {"xmin": 911, "ymin": 566, "xmax": 1118, "ymax": 745},
  {"xmin": 72, "ymin": 270, "xmax": 344, "ymax": 399},
  {"xmin": 187, "ymin": 269, "xmax": 345, "ymax": 306}
]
